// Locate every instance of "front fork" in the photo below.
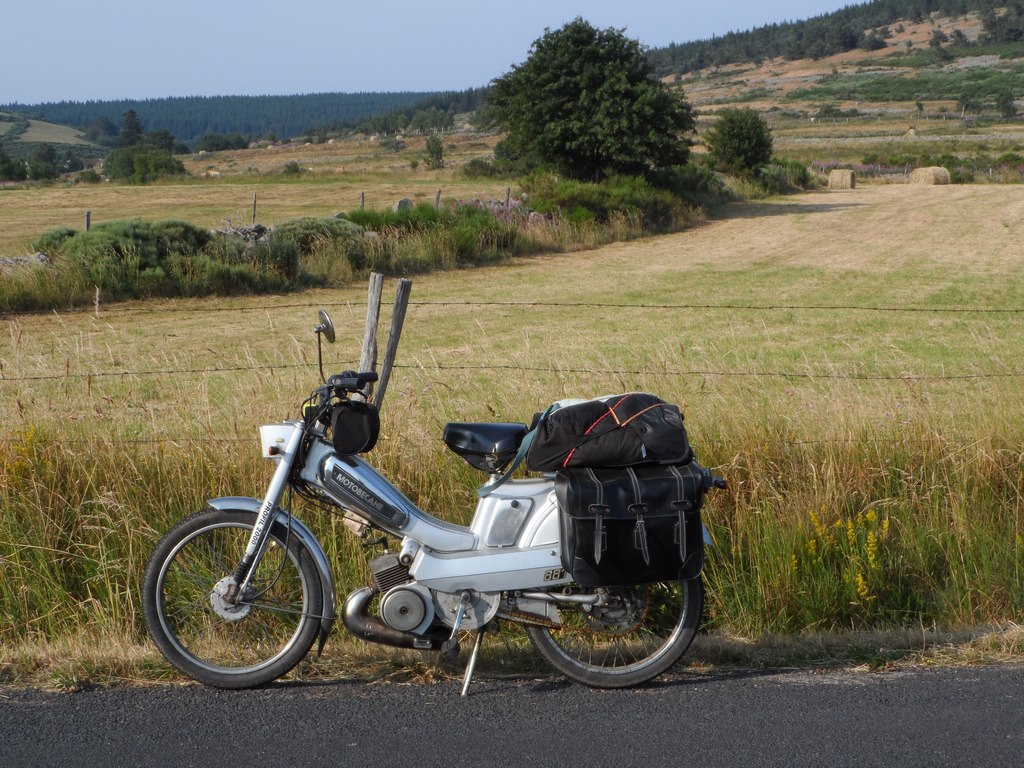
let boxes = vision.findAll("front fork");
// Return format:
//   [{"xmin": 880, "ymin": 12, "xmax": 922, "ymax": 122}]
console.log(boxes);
[{"xmin": 229, "ymin": 422, "xmax": 307, "ymax": 600}]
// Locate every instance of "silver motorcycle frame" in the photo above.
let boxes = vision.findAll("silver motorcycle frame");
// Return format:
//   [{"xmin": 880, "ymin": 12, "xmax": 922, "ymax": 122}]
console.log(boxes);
[{"xmin": 223, "ymin": 417, "xmax": 576, "ymax": 640}]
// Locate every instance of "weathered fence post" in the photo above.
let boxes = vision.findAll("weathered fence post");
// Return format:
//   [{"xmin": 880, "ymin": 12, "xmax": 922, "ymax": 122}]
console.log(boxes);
[
  {"xmin": 358, "ymin": 272, "xmax": 385, "ymax": 400},
  {"xmin": 252, "ymin": 193, "xmax": 257, "ymax": 225},
  {"xmin": 374, "ymin": 278, "xmax": 412, "ymax": 409},
  {"xmin": 360, "ymin": 191, "xmax": 365, "ymax": 210},
  {"xmin": 435, "ymin": 188, "xmax": 442, "ymax": 209},
  {"xmin": 84, "ymin": 210, "xmax": 91, "ymax": 231}
]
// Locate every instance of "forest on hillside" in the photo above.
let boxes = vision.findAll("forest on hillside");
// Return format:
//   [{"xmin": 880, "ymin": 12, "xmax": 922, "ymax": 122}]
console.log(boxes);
[
  {"xmin": 0, "ymin": 90, "xmax": 487, "ymax": 145},
  {"xmin": 648, "ymin": 0, "xmax": 1024, "ymax": 74}
]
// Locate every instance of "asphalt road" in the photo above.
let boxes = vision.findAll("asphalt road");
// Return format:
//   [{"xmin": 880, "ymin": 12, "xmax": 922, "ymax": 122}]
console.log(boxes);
[{"xmin": 2, "ymin": 664, "xmax": 1022, "ymax": 768}]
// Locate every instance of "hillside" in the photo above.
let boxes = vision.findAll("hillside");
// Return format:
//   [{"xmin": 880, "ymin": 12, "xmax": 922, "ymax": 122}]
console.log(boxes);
[
  {"xmin": 667, "ymin": 10, "xmax": 1024, "ymax": 176},
  {"xmin": 647, "ymin": 0, "xmax": 1024, "ymax": 74}
]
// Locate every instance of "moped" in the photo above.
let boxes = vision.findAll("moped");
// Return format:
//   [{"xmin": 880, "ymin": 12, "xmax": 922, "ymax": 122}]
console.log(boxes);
[{"xmin": 142, "ymin": 310, "xmax": 723, "ymax": 693}]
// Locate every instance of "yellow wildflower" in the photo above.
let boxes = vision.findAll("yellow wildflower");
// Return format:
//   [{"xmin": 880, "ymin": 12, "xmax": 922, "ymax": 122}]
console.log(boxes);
[{"xmin": 855, "ymin": 572, "xmax": 875, "ymax": 602}]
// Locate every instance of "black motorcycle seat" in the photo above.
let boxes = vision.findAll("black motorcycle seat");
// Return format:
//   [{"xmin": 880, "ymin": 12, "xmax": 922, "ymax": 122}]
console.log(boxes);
[{"xmin": 442, "ymin": 422, "xmax": 529, "ymax": 473}]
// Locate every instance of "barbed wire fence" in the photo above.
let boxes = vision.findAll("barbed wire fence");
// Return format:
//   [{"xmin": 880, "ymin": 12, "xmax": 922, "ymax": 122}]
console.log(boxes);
[{"xmin": 1, "ymin": 298, "xmax": 1020, "ymax": 449}]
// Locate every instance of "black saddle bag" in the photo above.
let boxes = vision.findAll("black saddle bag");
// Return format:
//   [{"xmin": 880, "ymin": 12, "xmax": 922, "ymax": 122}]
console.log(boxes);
[{"xmin": 556, "ymin": 463, "xmax": 707, "ymax": 587}]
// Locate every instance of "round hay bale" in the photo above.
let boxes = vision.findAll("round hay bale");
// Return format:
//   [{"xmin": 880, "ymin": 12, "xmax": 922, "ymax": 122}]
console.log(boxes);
[
  {"xmin": 910, "ymin": 166, "xmax": 950, "ymax": 185},
  {"xmin": 828, "ymin": 169, "xmax": 855, "ymax": 190}
]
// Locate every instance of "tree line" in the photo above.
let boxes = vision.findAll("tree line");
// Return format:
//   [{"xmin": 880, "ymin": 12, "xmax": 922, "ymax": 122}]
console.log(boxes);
[{"xmin": 0, "ymin": 92, "xmax": 451, "ymax": 145}]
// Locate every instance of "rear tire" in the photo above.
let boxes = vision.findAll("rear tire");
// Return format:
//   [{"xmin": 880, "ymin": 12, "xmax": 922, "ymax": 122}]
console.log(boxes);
[
  {"xmin": 526, "ymin": 577, "xmax": 702, "ymax": 688},
  {"xmin": 142, "ymin": 508, "xmax": 323, "ymax": 689}
]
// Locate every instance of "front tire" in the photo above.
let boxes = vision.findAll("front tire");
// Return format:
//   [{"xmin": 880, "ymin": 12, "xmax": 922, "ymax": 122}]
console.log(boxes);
[
  {"xmin": 142, "ymin": 508, "xmax": 323, "ymax": 689},
  {"xmin": 525, "ymin": 577, "xmax": 703, "ymax": 688}
]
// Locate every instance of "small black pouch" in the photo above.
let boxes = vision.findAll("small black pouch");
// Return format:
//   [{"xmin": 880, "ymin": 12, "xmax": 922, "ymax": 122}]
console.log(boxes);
[{"xmin": 331, "ymin": 400, "xmax": 380, "ymax": 454}]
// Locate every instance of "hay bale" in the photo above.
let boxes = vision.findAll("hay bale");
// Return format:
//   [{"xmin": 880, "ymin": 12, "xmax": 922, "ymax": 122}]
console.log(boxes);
[
  {"xmin": 828, "ymin": 169, "xmax": 855, "ymax": 190},
  {"xmin": 911, "ymin": 166, "xmax": 951, "ymax": 185}
]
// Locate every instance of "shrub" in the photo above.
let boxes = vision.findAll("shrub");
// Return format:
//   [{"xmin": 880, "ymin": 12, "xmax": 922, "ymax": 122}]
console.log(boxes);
[
  {"xmin": 462, "ymin": 157, "xmax": 502, "ymax": 178},
  {"xmin": 346, "ymin": 203, "xmax": 450, "ymax": 232},
  {"xmin": 104, "ymin": 147, "xmax": 185, "ymax": 183},
  {"xmin": 705, "ymin": 108, "xmax": 774, "ymax": 176},
  {"xmin": 521, "ymin": 173, "xmax": 687, "ymax": 231},
  {"xmin": 268, "ymin": 216, "xmax": 368, "ymax": 278},
  {"xmin": 756, "ymin": 159, "xmax": 812, "ymax": 194},
  {"xmin": 33, "ymin": 227, "xmax": 79, "ymax": 255},
  {"xmin": 271, "ymin": 216, "xmax": 365, "ymax": 252},
  {"xmin": 425, "ymin": 135, "xmax": 444, "ymax": 169},
  {"xmin": 648, "ymin": 164, "xmax": 735, "ymax": 207}
]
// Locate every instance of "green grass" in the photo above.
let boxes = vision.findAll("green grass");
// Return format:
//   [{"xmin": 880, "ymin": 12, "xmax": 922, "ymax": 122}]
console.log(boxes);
[
  {"xmin": 1, "ymin": 184, "xmax": 1023, "ymax": 682},
  {"xmin": 788, "ymin": 65, "xmax": 1024, "ymax": 104}
]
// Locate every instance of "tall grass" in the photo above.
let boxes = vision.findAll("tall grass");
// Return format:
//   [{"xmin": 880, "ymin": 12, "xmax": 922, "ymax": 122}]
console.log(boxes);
[{"xmin": 2, "ymin": 367, "xmax": 1022, "ymax": 650}]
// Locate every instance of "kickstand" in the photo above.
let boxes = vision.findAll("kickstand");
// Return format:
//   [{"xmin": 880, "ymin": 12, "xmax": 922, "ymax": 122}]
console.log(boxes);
[{"xmin": 460, "ymin": 628, "xmax": 486, "ymax": 697}]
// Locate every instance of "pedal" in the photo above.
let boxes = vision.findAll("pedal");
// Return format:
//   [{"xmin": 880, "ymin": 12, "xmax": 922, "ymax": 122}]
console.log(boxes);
[
  {"xmin": 441, "ymin": 591, "xmax": 472, "ymax": 661},
  {"xmin": 441, "ymin": 637, "xmax": 460, "ymax": 662}
]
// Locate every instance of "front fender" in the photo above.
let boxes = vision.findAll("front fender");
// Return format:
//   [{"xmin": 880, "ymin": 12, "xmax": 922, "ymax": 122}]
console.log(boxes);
[{"xmin": 207, "ymin": 496, "xmax": 336, "ymax": 654}]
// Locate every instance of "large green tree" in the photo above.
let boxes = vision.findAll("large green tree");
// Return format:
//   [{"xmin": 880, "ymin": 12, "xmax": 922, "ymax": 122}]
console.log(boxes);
[{"xmin": 487, "ymin": 18, "xmax": 694, "ymax": 181}]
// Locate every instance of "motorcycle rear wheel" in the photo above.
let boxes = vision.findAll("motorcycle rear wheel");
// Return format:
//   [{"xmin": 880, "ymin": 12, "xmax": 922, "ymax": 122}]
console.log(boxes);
[
  {"xmin": 142, "ymin": 508, "xmax": 323, "ymax": 689},
  {"xmin": 525, "ymin": 577, "xmax": 702, "ymax": 688}
]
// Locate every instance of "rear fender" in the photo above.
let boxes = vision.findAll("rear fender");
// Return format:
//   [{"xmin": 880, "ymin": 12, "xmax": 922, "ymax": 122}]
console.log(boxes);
[{"xmin": 207, "ymin": 496, "xmax": 336, "ymax": 654}]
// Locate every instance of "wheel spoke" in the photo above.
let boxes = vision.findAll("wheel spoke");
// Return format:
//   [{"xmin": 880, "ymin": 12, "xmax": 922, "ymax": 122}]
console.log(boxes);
[{"xmin": 144, "ymin": 511, "xmax": 321, "ymax": 686}]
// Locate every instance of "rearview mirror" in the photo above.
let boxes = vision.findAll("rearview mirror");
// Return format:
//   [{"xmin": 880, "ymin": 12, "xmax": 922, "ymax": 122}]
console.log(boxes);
[{"xmin": 314, "ymin": 309, "xmax": 335, "ymax": 344}]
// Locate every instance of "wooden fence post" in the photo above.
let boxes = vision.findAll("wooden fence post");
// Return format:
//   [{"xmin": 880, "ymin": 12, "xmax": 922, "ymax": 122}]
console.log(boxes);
[
  {"xmin": 435, "ymin": 188, "xmax": 442, "ymax": 209},
  {"xmin": 358, "ymin": 272, "xmax": 385, "ymax": 400},
  {"xmin": 374, "ymin": 278, "xmax": 412, "ymax": 409},
  {"xmin": 84, "ymin": 210, "xmax": 91, "ymax": 231},
  {"xmin": 360, "ymin": 191, "xmax": 365, "ymax": 210},
  {"xmin": 252, "ymin": 193, "xmax": 257, "ymax": 225}
]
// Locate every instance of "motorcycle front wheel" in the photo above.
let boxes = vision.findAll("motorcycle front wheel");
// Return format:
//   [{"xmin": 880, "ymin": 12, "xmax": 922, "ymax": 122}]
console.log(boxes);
[
  {"xmin": 525, "ymin": 577, "xmax": 702, "ymax": 688},
  {"xmin": 142, "ymin": 508, "xmax": 323, "ymax": 689}
]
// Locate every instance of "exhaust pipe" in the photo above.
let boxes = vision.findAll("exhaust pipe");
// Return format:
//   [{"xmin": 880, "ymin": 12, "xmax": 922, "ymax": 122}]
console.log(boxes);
[{"xmin": 341, "ymin": 587, "xmax": 445, "ymax": 651}]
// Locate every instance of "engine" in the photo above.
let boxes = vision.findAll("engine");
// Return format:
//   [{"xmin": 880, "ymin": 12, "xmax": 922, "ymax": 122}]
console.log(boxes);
[{"xmin": 369, "ymin": 553, "xmax": 435, "ymax": 634}]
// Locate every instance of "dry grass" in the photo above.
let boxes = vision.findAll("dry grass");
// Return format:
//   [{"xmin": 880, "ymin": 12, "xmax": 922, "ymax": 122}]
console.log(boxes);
[
  {"xmin": 0, "ymin": 133, "xmax": 512, "ymax": 256},
  {"xmin": 6, "ymin": 625, "xmax": 1023, "ymax": 690}
]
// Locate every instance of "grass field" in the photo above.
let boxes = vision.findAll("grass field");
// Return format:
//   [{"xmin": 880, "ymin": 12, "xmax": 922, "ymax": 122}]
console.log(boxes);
[
  {"xmin": 2, "ymin": 182, "xmax": 1023, "ymax": 685},
  {"xmin": 0, "ymin": 134, "xmax": 513, "ymax": 257}
]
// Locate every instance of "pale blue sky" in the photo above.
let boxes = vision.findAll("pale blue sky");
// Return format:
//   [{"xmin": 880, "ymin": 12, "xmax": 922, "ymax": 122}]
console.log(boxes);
[{"xmin": 2, "ymin": 0, "xmax": 863, "ymax": 103}]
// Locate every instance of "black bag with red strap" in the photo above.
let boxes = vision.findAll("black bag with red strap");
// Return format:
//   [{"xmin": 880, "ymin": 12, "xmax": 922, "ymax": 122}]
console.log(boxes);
[{"xmin": 525, "ymin": 392, "xmax": 693, "ymax": 472}]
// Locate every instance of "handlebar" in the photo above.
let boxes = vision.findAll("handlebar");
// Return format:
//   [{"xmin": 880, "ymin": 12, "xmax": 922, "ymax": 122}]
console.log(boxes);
[{"xmin": 326, "ymin": 370, "xmax": 378, "ymax": 394}]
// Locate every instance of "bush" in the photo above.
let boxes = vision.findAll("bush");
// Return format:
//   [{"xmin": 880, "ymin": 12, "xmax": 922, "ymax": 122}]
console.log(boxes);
[
  {"xmin": 104, "ymin": 147, "xmax": 185, "ymax": 183},
  {"xmin": 521, "ymin": 173, "xmax": 686, "ymax": 231},
  {"xmin": 705, "ymin": 108, "xmax": 774, "ymax": 176},
  {"xmin": 425, "ymin": 136, "xmax": 444, "ymax": 169},
  {"xmin": 756, "ymin": 159, "xmax": 812, "ymax": 194},
  {"xmin": 33, "ymin": 227, "xmax": 79, "ymax": 254},
  {"xmin": 346, "ymin": 203, "xmax": 450, "ymax": 231},
  {"xmin": 648, "ymin": 163, "xmax": 735, "ymax": 207},
  {"xmin": 271, "ymin": 216, "xmax": 365, "ymax": 252},
  {"xmin": 462, "ymin": 158, "xmax": 503, "ymax": 178}
]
